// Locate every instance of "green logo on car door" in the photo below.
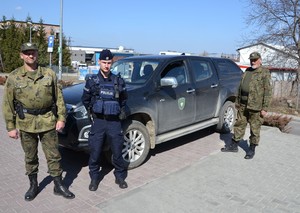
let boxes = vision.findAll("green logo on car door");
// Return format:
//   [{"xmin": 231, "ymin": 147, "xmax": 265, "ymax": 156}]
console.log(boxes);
[{"xmin": 178, "ymin": 97, "xmax": 186, "ymax": 110}]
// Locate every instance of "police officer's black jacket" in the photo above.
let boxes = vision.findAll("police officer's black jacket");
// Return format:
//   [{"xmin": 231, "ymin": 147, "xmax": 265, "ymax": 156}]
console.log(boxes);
[{"xmin": 81, "ymin": 71, "xmax": 127, "ymax": 115}]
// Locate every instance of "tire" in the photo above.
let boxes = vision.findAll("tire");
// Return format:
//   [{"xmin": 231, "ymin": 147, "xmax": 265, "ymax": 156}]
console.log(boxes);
[
  {"xmin": 216, "ymin": 101, "xmax": 236, "ymax": 133},
  {"xmin": 104, "ymin": 120, "xmax": 150, "ymax": 170}
]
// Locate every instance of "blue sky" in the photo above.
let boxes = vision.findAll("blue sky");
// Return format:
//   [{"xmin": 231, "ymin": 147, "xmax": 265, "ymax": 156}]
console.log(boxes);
[{"xmin": 0, "ymin": 0, "xmax": 251, "ymax": 54}]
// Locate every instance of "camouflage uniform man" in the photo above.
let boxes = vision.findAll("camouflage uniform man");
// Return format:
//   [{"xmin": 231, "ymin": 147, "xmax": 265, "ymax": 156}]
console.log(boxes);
[
  {"xmin": 221, "ymin": 52, "xmax": 272, "ymax": 159},
  {"xmin": 2, "ymin": 43, "xmax": 75, "ymax": 201}
]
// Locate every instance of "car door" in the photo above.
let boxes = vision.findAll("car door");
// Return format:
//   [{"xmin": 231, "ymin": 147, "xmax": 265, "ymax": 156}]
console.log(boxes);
[
  {"xmin": 211, "ymin": 58, "xmax": 243, "ymax": 96},
  {"xmin": 189, "ymin": 58, "xmax": 219, "ymax": 121},
  {"xmin": 156, "ymin": 60, "xmax": 196, "ymax": 134}
]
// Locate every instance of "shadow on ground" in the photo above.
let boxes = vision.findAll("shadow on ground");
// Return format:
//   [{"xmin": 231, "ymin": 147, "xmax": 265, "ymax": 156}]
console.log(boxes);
[
  {"xmin": 38, "ymin": 147, "xmax": 113, "ymax": 192},
  {"xmin": 219, "ymin": 131, "xmax": 249, "ymax": 153},
  {"xmin": 147, "ymin": 126, "xmax": 216, "ymax": 162}
]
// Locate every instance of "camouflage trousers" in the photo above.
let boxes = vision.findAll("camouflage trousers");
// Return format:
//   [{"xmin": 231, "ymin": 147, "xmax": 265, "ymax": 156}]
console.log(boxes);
[
  {"xmin": 233, "ymin": 105, "xmax": 264, "ymax": 145},
  {"xmin": 20, "ymin": 129, "xmax": 62, "ymax": 177}
]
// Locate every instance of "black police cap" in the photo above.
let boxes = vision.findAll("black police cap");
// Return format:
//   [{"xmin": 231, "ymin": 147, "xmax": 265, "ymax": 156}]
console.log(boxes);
[{"xmin": 99, "ymin": 49, "xmax": 113, "ymax": 60}]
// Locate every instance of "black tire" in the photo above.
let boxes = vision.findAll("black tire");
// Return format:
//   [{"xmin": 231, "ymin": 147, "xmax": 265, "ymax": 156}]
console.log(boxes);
[
  {"xmin": 216, "ymin": 101, "xmax": 236, "ymax": 133},
  {"xmin": 104, "ymin": 120, "xmax": 150, "ymax": 170}
]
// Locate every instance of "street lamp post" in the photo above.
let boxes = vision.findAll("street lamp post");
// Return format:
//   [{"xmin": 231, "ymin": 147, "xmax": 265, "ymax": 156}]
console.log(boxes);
[
  {"xmin": 58, "ymin": 0, "xmax": 63, "ymax": 80},
  {"xmin": 296, "ymin": 19, "xmax": 300, "ymax": 110},
  {"xmin": 27, "ymin": 21, "xmax": 32, "ymax": 43}
]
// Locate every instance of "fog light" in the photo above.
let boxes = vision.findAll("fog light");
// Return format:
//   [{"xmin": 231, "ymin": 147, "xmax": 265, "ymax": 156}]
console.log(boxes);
[
  {"xmin": 78, "ymin": 125, "xmax": 91, "ymax": 141},
  {"xmin": 83, "ymin": 131, "xmax": 89, "ymax": 139}
]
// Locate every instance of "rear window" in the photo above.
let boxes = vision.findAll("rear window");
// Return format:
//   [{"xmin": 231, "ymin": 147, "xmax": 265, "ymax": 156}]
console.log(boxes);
[
  {"xmin": 189, "ymin": 59, "xmax": 214, "ymax": 82},
  {"xmin": 213, "ymin": 59, "xmax": 242, "ymax": 79}
]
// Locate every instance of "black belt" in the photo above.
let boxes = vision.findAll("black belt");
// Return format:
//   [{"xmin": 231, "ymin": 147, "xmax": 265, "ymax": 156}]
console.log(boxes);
[
  {"xmin": 93, "ymin": 113, "xmax": 119, "ymax": 121},
  {"xmin": 241, "ymin": 91, "xmax": 249, "ymax": 96},
  {"xmin": 23, "ymin": 106, "xmax": 52, "ymax": 115},
  {"xmin": 240, "ymin": 99, "xmax": 248, "ymax": 105}
]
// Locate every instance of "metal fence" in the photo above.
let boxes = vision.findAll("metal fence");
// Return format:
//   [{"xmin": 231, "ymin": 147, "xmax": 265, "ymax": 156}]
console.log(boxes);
[{"xmin": 49, "ymin": 65, "xmax": 79, "ymax": 81}]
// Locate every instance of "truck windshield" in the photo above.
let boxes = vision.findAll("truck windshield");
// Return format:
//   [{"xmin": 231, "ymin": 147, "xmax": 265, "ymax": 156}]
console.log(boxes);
[{"xmin": 111, "ymin": 59, "xmax": 160, "ymax": 84}]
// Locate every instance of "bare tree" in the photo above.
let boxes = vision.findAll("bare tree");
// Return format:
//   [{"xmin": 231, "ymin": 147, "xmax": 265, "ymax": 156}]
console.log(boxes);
[
  {"xmin": 245, "ymin": 0, "xmax": 299, "ymax": 60},
  {"xmin": 244, "ymin": 0, "xmax": 300, "ymax": 109}
]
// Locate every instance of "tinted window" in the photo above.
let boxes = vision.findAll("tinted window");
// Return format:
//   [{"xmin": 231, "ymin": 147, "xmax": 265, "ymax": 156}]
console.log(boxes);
[
  {"xmin": 190, "ymin": 59, "xmax": 213, "ymax": 82},
  {"xmin": 161, "ymin": 61, "xmax": 188, "ymax": 85},
  {"xmin": 213, "ymin": 59, "xmax": 242, "ymax": 78}
]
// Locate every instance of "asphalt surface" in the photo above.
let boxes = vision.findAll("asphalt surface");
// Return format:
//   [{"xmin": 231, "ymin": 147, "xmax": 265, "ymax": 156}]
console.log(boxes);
[{"xmin": 1, "ymin": 85, "xmax": 300, "ymax": 213}]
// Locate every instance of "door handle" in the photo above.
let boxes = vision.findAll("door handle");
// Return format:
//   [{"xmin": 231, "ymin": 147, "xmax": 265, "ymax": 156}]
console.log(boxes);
[
  {"xmin": 186, "ymin": 89, "xmax": 195, "ymax": 93},
  {"xmin": 211, "ymin": 84, "xmax": 218, "ymax": 88}
]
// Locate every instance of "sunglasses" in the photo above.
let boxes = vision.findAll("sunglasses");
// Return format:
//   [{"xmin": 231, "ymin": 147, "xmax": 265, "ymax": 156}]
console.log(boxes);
[{"xmin": 22, "ymin": 50, "xmax": 37, "ymax": 56}]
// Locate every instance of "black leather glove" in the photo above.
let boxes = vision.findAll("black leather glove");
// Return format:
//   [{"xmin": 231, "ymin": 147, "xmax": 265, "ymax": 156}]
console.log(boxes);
[
  {"xmin": 119, "ymin": 107, "xmax": 127, "ymax": 120},
  {"xmin": 87, "ymin": 107, "xmax": 94, "ymax": 123}
]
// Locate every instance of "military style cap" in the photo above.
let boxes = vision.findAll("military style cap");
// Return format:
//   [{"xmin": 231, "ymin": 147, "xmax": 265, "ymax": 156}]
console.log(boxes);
[
  {"xmin": 249, "ymin": 52, "xmax": 261, "ymax": 60},
  {"xmin": 99, "ymin": 49, "xmax": 113, "ymax": 60},
  {"xmin": 21, "ymin": 42, "xmax": 38, "ymax": 52}
]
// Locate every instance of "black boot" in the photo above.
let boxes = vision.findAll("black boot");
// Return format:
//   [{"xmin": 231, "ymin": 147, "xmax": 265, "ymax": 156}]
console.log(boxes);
[
  {"xmin": 221, "ymin": 140, "xmax": 239, "ymax": 152},
  {"xmin": 244, "ymin": 143, "xmax": 257, "ymax": 159},
  {"xmin": 115, "ymin": 178, "xmax": 128, "ymax": 189},
  {"xmin": 25, "ymin": 174, "xmax": 38, "ymax": 201},
  {"xmin": 53, "ymin": 176, "xmax": 75, "ymax": 199},
  {"xmin": 89, "ymin": 179, "xmax": 100, "ymax": 191}
]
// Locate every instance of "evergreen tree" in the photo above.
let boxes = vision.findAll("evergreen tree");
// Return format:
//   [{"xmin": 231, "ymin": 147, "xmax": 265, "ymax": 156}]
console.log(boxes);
[
  {"xmin": 51, "ymin": 33, "xmax": 71, "ymax": 68},
  {"xmin": 35, "ymin": 18, "xmax": 48, "ymax": 66},
  {"xmin": 62, "ymin": 35, "xmax": 71, "ymax": 67},
  {"xmin": 0, "ymin": 16, "xmax": 72, "ymax": 73},
  {"xmin": 0, "ymin": 16, "xmax": 7, "ymax": 72},
  {"xmin": 0, "ymin": 18, "xmax": 23, "ymax": 72}
]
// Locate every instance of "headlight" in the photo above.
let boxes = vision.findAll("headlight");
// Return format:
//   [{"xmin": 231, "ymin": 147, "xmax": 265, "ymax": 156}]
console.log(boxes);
[{"xmin": 73, "ymin": 105, "xmax": 88, "ymax": 119}]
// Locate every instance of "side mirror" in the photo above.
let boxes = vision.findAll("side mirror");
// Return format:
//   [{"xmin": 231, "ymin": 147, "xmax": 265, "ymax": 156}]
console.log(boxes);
[{"xmin": 160, "ymin": 77, "xmax": 178, "ymax": 88}]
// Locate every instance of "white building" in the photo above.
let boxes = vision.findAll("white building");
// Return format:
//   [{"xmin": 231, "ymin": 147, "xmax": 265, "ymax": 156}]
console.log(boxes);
[
  {"xmin": 237, "ymin": 43, "xmax": 298, "ymax": 68},
  {"xmin": 236, "ymin": 43, "xmax": 299, "ymax": 99},
  {"xmin": 236, "ymin": 43, "xmax": 298, "ymax": 81},
  {"xmin": 69, "ymin": 45, "xmax": 136, "ymax": 67}
]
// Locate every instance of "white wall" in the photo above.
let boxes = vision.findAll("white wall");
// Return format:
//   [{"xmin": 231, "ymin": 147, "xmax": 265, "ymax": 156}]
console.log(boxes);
[{"xmin": 238, "ymin": 44, "xmax": 298, "ymax": 69}]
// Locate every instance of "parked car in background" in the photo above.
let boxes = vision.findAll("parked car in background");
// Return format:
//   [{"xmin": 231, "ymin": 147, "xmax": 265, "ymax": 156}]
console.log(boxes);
[{"xmin": 58, "ymin": 55, "xmax": 242, "ymax": 169}]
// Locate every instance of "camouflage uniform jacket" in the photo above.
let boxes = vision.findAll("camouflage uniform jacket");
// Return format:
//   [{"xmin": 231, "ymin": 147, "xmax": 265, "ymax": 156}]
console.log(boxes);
[
  {"xmin": 2, "ymin": 65, "xmax": 66, "ymax": 133},
  {"xmin": 236, "ymin": 66, "xmax": 272, "ymax": 111}
]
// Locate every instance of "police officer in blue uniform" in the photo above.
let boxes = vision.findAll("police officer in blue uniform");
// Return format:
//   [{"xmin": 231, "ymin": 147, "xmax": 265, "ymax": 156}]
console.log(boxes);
[{"xmin": 81, "ymin": 49, "xmax": 128, "ymax": 191}]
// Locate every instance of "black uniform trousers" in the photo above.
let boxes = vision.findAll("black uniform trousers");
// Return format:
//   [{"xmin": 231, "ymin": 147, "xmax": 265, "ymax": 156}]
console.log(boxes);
[{"xmin": 88, "ymin": 116, "xmax": 127, "ymax": 181}]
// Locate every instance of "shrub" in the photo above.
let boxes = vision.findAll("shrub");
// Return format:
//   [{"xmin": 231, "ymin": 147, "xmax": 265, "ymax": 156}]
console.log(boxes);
[
  {"xmin": 263, "ymin": 112, "xmax": 292, "ymax": 133},
  {"xmin": 0, "ymin": 76, "xmax": 7, "ymax": 85}
]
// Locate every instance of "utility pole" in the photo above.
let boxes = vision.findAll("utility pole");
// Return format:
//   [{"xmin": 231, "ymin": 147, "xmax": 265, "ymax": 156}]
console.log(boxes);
[
  {"xmin": 58, "ymin": 0, "xmax": 63, "ymax": 80},
  {"xmin": 296, "ymin": 19, "xmax": 300, "ymax": 111},
  {"xmin": 27, "ymin": 21, "xmax": 32, "ymax": 43}
]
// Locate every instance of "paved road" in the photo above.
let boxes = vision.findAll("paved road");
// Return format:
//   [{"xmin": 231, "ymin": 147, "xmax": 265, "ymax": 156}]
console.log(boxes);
[{"xmin": 1, "ymin": 85, "xmax": 300, "ymax": 213}]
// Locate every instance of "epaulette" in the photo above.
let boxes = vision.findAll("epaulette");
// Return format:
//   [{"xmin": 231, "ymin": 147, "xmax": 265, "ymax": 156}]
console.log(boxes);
[{"xmin": 85, "ymin": 74, "xmax": 99, "ymax": 83}]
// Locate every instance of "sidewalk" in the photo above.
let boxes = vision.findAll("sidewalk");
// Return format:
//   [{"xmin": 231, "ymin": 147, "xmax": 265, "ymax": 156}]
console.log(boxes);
[{"xmin": 98, "ymin": 126, "xmax": 300, "ymax": 213}]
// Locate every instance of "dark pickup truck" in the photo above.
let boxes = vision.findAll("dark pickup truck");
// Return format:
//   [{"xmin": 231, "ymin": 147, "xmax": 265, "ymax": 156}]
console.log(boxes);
[{"xmin": 59, "ymin": 55, "xmax": 242, "ymax": 169}]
